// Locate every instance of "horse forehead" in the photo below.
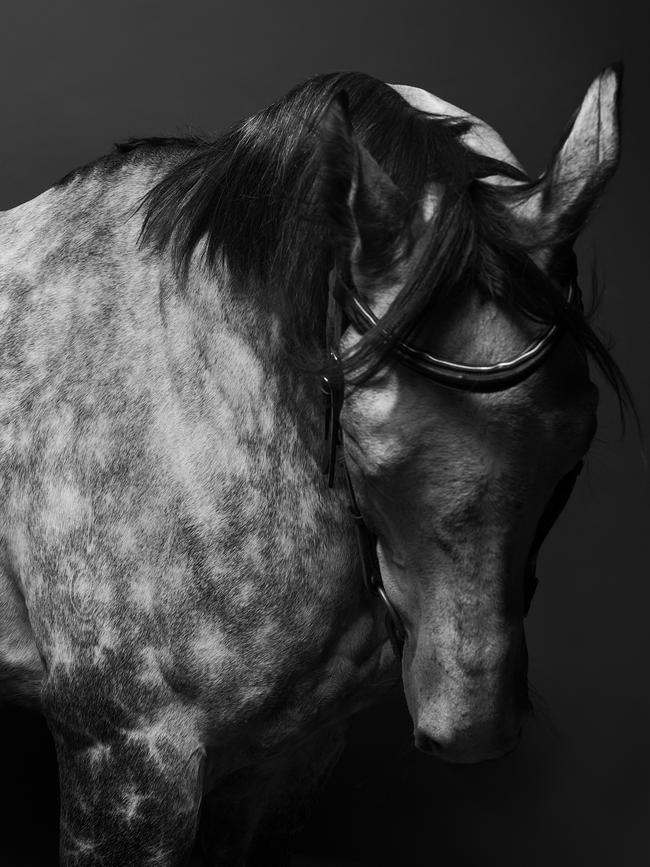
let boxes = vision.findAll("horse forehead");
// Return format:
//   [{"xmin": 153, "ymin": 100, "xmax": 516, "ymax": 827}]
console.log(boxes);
[
  {"xmin": 389, "ymin": 84, "xmax": 524, "ymax": 173},
  {"xmin": 349, "ymin": 365, "xmax": 580, "ymax": 471}
]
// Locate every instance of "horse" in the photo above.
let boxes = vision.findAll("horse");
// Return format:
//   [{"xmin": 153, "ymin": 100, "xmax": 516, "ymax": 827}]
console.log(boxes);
[{"xmin": 0, "ymin": 67, "xmax": 628, "ymax": 865}]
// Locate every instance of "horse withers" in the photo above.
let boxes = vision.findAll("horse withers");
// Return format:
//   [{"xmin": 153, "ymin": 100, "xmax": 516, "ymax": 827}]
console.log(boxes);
[{"xmin": 0, "ymin": 68, "xmax": 625, "ymax": 864}]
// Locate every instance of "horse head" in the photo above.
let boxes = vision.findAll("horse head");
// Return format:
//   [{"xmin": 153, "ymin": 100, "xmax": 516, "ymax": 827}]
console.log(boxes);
[{"xmin": 320, "ymin": 68, "xmax": 621, "ymax": 762}]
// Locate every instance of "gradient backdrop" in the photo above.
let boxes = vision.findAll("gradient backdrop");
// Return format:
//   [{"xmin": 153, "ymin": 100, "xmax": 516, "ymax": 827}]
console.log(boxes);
[{"xmin": 1, "ymin": 2, "xmax": 648, "ymax": 865}]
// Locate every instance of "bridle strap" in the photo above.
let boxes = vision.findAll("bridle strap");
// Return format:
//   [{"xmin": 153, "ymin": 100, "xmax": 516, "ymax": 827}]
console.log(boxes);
[
  {"xmin": 321, "ymin": 271, "xmax": 408, "ymax": 656},
  {"xmin": 321, "ymin": 265, "xmax": 579, "ymax": 659},
  {"xmin": 320, "ymin": 271, "xmax": 345, "ymax": 487},
  {"xmin": 336, "ymin": 277, "xmax": 576, "ymax": 392},
  {"xmin": 343, "ymin": 463, "xmax": 407, "ymax": 657}
]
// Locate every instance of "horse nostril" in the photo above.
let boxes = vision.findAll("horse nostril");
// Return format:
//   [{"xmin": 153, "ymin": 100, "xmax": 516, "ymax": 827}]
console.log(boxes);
[
  {"xmin": 414, "ymin": 726, "xmax": 524, "ymax": 763},
  {"xmin": 414, "ymin": 731, "xmax": 439, "ymax": 755}
]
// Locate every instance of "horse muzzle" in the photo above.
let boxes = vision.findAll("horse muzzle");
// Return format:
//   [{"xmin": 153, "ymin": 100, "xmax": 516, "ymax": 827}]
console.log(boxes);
[{"xmin": 413, "ymin": 722, "xmax": 524, "ymax": 763}]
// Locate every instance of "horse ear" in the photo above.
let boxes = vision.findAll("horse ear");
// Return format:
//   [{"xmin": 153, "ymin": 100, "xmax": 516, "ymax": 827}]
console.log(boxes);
[
  {"xmin": 319, "ymin": 92, "xmax": 406, "ymax": 267},
  {"xmin": 521, "ymin": 65, "xmax": 622, "ymax": 244}
]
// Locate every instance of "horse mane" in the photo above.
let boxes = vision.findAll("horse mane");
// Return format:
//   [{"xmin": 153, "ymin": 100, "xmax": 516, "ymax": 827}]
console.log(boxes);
[{"xmin": 137, "ymin": 72, "xmax": 632, "ymax": 416}]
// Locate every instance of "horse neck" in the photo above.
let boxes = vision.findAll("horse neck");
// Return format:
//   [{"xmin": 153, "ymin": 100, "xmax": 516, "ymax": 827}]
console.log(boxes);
[{"xmin": 165, "ymin": 256, "xmax": 325, "ymax": 460}]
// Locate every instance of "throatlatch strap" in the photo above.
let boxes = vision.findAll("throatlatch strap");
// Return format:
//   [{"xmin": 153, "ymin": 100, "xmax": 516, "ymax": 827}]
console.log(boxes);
[
  {"xmin": 343, "ymin": 463, "xmax": 406, "ymax": 657},
  {"xmin": 320, "ymin": 270, "xmax": 345, "ymax": 487},
  {"xmin": 320, "ymin": 269, "xmax": 406, "ymax": 657},
  {"xmin": 325, "ymin": 268, "xmax": 343, "ymax": 351}
]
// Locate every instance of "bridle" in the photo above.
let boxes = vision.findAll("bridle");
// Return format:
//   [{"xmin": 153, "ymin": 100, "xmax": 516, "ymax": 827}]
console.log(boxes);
[{"xmin": 321, "ymin": 266, "xmax": 584, "ymax": 659}]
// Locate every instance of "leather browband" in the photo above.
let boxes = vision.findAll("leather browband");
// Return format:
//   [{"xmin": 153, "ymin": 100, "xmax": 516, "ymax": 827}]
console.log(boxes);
[{"xmin": 335, "ymin": 278, "xmax": 576, "ymax": 391}]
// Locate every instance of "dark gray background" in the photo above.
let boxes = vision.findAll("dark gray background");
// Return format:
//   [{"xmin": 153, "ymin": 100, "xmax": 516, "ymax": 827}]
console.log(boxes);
[{"xmin": 1, "ymin": 2, "xmax": 648, "ymax": 865}]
